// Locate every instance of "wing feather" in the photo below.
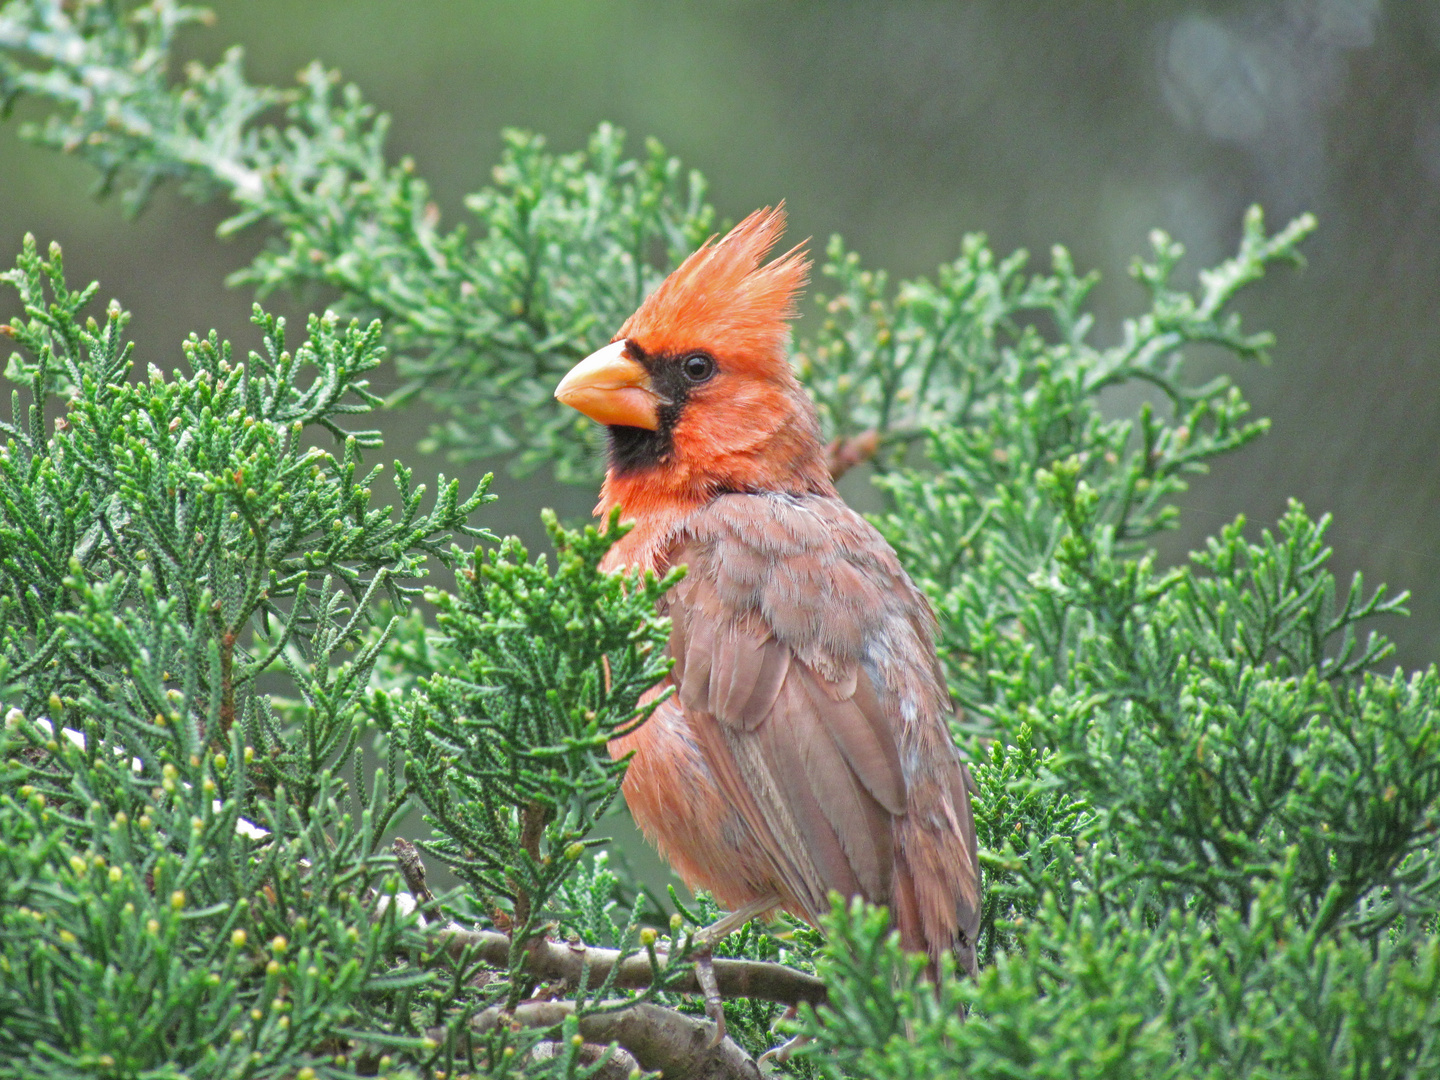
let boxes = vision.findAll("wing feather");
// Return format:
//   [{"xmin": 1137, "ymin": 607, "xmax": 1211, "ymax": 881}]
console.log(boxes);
[
  {"xmin": 801, "ymin": 673, "xmax": 906, "ymax": 816},
  {"xmin": 650, "ymin": 492, "xmax": 980, "ymax": 967}
]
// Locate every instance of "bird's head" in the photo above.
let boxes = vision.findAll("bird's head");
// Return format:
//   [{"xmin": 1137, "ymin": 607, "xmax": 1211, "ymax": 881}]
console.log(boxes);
[{"xmin": 556, "ymin": 206, "xmax": 835, "ymax": 515}]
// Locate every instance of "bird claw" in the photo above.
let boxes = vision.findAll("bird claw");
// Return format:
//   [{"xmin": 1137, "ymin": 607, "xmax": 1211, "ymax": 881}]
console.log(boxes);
[
  {"xmin": 687, "ymin": 895, "xmax": 779, "ymax": 1048},
  {"xmin": 757, "ymin": 1005, "xmax": 808, "ymax": 1065},
  {"xmin": 691, "ymin": 894, "xmax": 775, "ymax": 951},
  {"xmin": 757, "ymin": 1033, "xmax": 810, "ymax": 1065},
  {"xmin": 694, "ymin": 945, "xmax": 726, "ymax": 1047}
]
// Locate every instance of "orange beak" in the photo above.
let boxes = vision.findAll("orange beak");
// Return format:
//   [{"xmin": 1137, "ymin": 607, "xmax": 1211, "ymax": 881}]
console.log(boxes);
[{"xmin": 554, "ymin": 340, "xmax": 663, "ymax": 431}]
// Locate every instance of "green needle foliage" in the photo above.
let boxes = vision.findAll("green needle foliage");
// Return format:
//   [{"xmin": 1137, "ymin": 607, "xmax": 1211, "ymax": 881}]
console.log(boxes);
[
  {"xmin": 0, "ymin": 236, "xmax": 490, "ymax": 1076},
  {"xmin": 392, "ymin": 515, "xmax": 676, "ymax": 1004},
  {"xmin": 4, "ymin": 1, "xmax": 1440, "ymax": 1077},
  {"xmin": 0, "ymin": 0, "xmax": 715, "ymax": 480}
]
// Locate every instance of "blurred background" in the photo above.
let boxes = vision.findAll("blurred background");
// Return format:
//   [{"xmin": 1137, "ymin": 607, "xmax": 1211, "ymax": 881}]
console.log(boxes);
[{"xmin": 3, "ymin": 0, "xmax": 1437, "ymax": 675}]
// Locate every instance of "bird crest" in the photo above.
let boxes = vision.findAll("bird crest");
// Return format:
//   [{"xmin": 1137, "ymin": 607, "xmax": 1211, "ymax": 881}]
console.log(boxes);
[{"xmin": 617, "ymin": 205, "xmax": 810, "ymax": 374}]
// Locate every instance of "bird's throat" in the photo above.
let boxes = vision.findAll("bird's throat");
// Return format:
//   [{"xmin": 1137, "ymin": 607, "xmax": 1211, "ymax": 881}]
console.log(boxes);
[{"xmin": 606, "ymin": 423, "xmax": 675, "ymax": 479}]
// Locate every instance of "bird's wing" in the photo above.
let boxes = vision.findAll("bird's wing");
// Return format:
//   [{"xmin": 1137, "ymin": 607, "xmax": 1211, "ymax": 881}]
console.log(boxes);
[{"xmin": 664, "ymin": 492, "xmax": 980, "ymax": 958}]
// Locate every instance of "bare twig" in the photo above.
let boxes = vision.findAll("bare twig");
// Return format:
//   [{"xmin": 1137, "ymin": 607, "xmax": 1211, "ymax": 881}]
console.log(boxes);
[
  {"xmin": 825, "ymin": 429, "xmax": 881, "ymax": 480},
  {"xmin": 425, "ymin": 924, "xmax": 827, "ymax": 1008},
  {"xmin": 513, "ymin": 800, "xmax": 550, "ymax": 931},
  {"xmin": 216, "ymin": 628, "xmax": 236, "ymax": 744},
  {"xmin": 392, "ymin": 837, "xmax": 439, "ymax": 924},
  {"xmin": 441, "ymin": 1000, "xmax": 762, "ymax": 1080}
]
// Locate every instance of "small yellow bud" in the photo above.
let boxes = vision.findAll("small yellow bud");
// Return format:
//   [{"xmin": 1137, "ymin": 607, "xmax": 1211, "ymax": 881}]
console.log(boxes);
[
  {"xmin": 639, "ymin": 927, "xmax": 657, "ymax": 946},
  {"xmin": 171, "ymin": 891, "xmax": 185, "ymax": 911},
  {"xmin": 231, "ymin": 929, "xmax": 247, "ymax": 948},
  {"xmin": 271, "ymin": 935, "xmax": 288, "ymax": 954},
  {"xmin": 146, "ymin": 919, "xmax": 160, "ymax": 934}
]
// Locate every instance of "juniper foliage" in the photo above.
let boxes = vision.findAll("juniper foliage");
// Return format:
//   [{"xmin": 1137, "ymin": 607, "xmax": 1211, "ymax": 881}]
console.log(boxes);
[
  {"xmin": 393, "ymin": 516, "xmax": 677, "ymax": 1005},
  {"xmin": 0, "ymin": 236, "xmax": 492, "ymax": 1076},
  {"xmin": 3, "ymin": 1, "xmax": 1440, "ymax": 1078},
  {"xmin": 0, "ymin": 0, "xmax": 714, "ymax": 480}
]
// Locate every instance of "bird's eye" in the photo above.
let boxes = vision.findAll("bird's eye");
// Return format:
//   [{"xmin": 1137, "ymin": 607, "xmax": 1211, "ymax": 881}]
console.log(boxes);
[{"xmin": 680, "ymin": 353, "xmax": 716, "ymax": 383}]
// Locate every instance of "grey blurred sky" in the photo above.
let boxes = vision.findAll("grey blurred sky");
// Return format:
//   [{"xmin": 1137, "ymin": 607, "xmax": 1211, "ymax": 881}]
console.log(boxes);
[{"xmin": 3, "ymin": 0, "xmax": 1439, "ymax": 667}]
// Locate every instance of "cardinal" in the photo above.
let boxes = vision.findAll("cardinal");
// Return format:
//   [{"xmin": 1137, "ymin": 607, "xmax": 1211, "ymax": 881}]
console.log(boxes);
[{"xmin": 554, "ymin": 207, "xmax": 982, "ymax": 998}]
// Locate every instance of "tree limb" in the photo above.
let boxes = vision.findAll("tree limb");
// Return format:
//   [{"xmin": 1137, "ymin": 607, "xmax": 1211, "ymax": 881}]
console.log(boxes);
[
  {"xmin": 443, "ymin": 999, "xmax": 763, "ymax": 1080},
  {"xmin": 390, "ymin": 836, "xmax": 828, "ymax": 1008},
  {"xmin": 428, "ymin": 924, "xmax": 828, "ymax": 1008}
]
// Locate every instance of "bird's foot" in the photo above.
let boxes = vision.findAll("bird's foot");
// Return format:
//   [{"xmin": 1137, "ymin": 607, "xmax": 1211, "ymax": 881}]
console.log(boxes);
[
  {"xmin": 758, "ymin": 1033, "xmax": 811, "ymax": 1066},
  {"xmin": 689, "ymin": 894, "xmax": 779, "ymax": 1048},
  {"xmin": 757, "ymin": 1005, "xmax": 810, "ymax": 1066},
  {"xmin": 693, "ymin": 943, "xmax": 726, "ymax": 1048},
  {"xmin": 691, "ymin": 894, "xmax": 779, "ymax": 951}
]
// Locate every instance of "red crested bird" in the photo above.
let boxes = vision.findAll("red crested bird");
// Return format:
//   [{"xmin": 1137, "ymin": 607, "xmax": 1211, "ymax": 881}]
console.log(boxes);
[{"xmin": 554, "ymin": 207, "xmax": 982, "ymax": 998}]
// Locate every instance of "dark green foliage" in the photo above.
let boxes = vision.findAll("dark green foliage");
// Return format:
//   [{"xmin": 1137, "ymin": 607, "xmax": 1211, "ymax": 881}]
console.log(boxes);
[
  {"xmin": 1, "ymin": 736, "xmax": 435, "ymax": 1078},
  {"xmin": 803, "ymin": 874, "xmax": 1440, "ymax": 1080},
  {"xmin": 0, "ymin": 233, "xmax": 489, "ymax": 783},
  {"xmin": 1042, "ymin": 499, "xmax": 1440, "ymax": 933},
  {"xmin": 393, "ymin": 515, "xmax": 676, "ymax": 1001},
  {"xmin": 0, "ymin": 237, "xmax": 490, "ymax": 1076},
  {"xmin": 873, "ymin": 207, "xmax": 1313, "ymax": 717},
  {"xmin": 966, "ymin": 726, "xmax": 1089, "ymax": 968}
]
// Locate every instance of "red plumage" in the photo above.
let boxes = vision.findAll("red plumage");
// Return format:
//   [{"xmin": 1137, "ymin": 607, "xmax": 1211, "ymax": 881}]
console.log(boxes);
[{"xmin": 556, "ymin": 206, "xmax": 981, "ymax": 976}]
